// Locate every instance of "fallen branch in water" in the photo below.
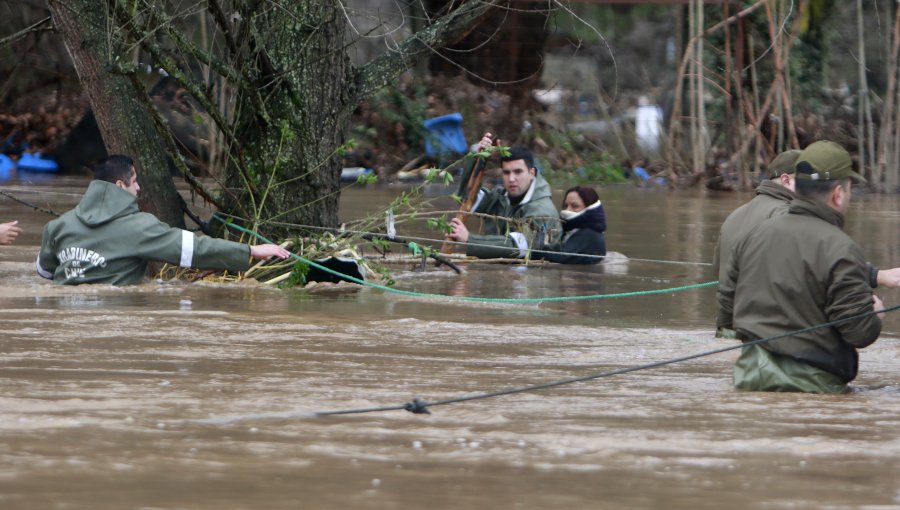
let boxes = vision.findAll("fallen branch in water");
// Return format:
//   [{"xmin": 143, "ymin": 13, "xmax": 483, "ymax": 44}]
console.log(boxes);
[{"xmin": 357, "ymin": 232, "xmax": 463, "ymax": 274}]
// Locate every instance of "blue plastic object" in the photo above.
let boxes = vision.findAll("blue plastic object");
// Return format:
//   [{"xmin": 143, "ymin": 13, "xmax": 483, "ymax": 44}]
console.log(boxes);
[
  {"xmin": 0, "ymin": 154, "xmax": 13, "ymax": 177},
  {"xmin": 340, "ymin": 167, "xmax": 373, "ymax": 182},
  {"xmin": 423, "ymin": 113, "xmax": 467, "ymax": 157},
  {"xmin": 17, "ymin": 152, "xmax": 59, "ymax": 172},
  {"xmin": 632, "ymin": 166, "xmax": 650, "ymax": 181}
]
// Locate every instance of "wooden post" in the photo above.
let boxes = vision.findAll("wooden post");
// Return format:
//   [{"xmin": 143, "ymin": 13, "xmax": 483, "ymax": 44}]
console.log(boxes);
[{"xmin": 440, "ymin": 155, "xmax": 489, "ymax": 255}]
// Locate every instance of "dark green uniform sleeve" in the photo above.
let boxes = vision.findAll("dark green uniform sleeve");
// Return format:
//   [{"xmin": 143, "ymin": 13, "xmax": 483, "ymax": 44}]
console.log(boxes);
[
  {"xmin": 716, "ymin": 244, "xmax": 739, "ymax": 330},
  {"xmin": 866, "ymin": 262, "xmax": 878, "ymax": 288},
  {"xmin": 192, "ymin": 235, "xmax": 252, "ymax": 271},
  {"xmin": 465, "ymin": 188, "xmax": 521, "ymax": 258},
  {"xmin": 826, "ymin": 248, "xmax": 881, "ymax": 348},
  {"xmin": 131, "ymin": 215, "xmax": 251, "ymax": 271}
]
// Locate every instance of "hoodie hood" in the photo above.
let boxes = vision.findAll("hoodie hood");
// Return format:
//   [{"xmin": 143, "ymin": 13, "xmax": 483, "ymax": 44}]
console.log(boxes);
[
  {"xmin": 755, "ymin": 179, "xmax": 795, "ymax": 203},
  {"xmin": 75, "ymin": 180, "xmax": 140, "ymax": 227},
  {"xmin": 788, "ymin": 196, "xmax": 845, "ymax": 230}
]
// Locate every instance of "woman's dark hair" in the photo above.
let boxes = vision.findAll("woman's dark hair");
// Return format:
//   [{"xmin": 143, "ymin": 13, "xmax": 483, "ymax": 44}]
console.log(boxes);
[
  {"xmin": 561, "ymin": 185, "xmax": 599, "ymax": 208},
  {"xmin": 93, "ymin": 155, "xmax": 135, "ymax": 183}
]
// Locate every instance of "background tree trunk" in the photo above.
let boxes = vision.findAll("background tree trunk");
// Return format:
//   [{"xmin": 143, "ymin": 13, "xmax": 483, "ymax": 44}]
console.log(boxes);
[
  {"xmin": 46, "ymin": 0, "xmax": 184, "ymax": 228},
  {"xmin": 224, "ymin": 2, "xmax": 353, "ymax": 235},
  {"xmin": 218, "ymin": 1, "xmax": 496, "ymax": 238},
  {"xmin": 43, "ymin": 0, "xmax": 495, "ymax": 238}
]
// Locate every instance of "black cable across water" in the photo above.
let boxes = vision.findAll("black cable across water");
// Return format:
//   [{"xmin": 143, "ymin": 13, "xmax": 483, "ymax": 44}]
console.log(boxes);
[{"xmin": 314, "ymin": 303, "xmax": 900, "ymax": 416}]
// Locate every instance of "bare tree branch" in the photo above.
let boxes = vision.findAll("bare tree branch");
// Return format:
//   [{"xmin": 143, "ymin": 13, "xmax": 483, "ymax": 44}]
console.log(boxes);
[
  {"xmin": 353, "ymin": 0, "xmax": 499, "ymax": 102},
  {"xmin": 126, "ymin": 70, "xmax": 229, "ymax": 213},
  {"xmin": 118, "ymin": 0, "xmax": 270, "ymax": 122},
  {"xmin": 113, "ymin": 0, "xmax": 271, "ymax": 193},
  {"xmin": 0, "ymin": 16, "xmax": 53, "ymax": 48},
  {"xmin": 207, "ymin": 0, "xmax": 240, "ymax": 57}
]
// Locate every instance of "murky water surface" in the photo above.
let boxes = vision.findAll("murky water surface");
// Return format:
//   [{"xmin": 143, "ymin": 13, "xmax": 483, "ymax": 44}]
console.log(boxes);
[{"xmin": 1, "ymin": 175, "xmax": 899, "ymax": 509}]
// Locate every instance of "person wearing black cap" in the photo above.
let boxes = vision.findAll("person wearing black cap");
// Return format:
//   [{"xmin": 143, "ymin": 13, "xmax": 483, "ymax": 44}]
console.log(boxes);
[{"xmin": 717, "ymin": 141, "xmax": 885, "ymax": 393}]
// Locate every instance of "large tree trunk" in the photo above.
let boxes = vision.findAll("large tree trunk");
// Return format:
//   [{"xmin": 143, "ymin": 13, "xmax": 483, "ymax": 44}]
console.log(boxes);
[
  {"xmin": 221, "ymin": 1, "xmax": 496, "ymax": 238},
  {"xmin": 225, "ymin": 3, "xmax": 352, "ymax": 235},
  {"xmin": 46, "ymin": 0, "xmax": 184, "ymax": 228},
  {"xmin": 49, "ymin": 0, "xmax": 496, "ymax": 238}
]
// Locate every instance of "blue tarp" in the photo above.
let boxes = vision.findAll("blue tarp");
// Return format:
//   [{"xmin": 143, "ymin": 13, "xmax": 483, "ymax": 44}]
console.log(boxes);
[
  {"xmin": 0, "ymin": 155, "xmax": 13, "ymax": 180},
  {"xmin": 423, "ymin": 113, "xmax": 467, "ymax": 157},
  {"xmin": 17, "ymin": 153, "xmax": 59, "ymax": 172}
]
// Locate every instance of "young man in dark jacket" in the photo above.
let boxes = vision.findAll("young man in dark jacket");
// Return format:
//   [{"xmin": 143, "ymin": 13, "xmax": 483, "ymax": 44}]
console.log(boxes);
[
  {"xmin": 445, "ymin": 133, "xmax": 561, "ymax": 259},
  {"xmin": 37, "ymin": 155, "xmax": 289, "ymax": 285},
  {"xmin": 717, "ymin": 141, "xmax": 885, "ymax": 393}
]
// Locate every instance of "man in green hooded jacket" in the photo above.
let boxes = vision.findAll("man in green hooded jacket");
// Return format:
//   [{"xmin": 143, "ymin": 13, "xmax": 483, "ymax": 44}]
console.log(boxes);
[
  {"xmin": 37, "ymin": 155, "xmax": 289, "ymax": 285},
  {"xmin": 718, "ymin": 141, "xmax": 885, "ymax": 393},
  {"xmin": 445, "ymin": 132, "xmax": 561, "ymax": 259}
]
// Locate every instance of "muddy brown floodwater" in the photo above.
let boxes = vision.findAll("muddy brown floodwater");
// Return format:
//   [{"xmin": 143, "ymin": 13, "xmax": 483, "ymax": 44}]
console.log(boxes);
[{"xmin": 1, "ymin": 175, "xmax": 899, "ymax": 509}]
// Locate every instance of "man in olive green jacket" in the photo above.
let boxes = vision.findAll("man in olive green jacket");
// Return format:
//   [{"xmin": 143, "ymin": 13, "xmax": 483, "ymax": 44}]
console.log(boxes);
[
  {"xmin": 712, "ymin": 150, "xmax": 799, "ymax": 284},
  {"xmin": 713, "ymin": 151, "xmax": 899, "ymax": 339},
  {"xmin": 446, "ymin": 133, "xmax": 561, "ymax": 259},
  {"xmin": 37, "ymin": 155, "xmax": 289, "ymax": 285},
  {"xmin": 717, "ymin": 141, "xmax": 885, "ymax": 393},
  {"xmin": 712, "ymin": 150, "xmax": 799, "ymax": 337}
]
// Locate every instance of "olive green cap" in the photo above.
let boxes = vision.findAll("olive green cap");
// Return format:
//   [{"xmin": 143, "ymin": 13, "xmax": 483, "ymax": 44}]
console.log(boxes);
[
  {"xmin": 766, "ymin": 149, "xmax": 801, "ymax": 179},
  {"xmin": 794, "ymin": 141, "xmax": 865, "ymax": 183}
]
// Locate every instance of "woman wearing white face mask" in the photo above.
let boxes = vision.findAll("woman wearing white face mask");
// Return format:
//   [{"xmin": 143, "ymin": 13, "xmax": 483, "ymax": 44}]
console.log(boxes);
[{"xmin": 543, "ymin": 185, "xmax": 607, "ymax": 264}]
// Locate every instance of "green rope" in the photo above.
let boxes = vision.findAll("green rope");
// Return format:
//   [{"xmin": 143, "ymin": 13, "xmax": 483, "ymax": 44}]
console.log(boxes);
[{"xmin": 216, "ymin": 215, "xmax": 717, "ymax": 303}]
